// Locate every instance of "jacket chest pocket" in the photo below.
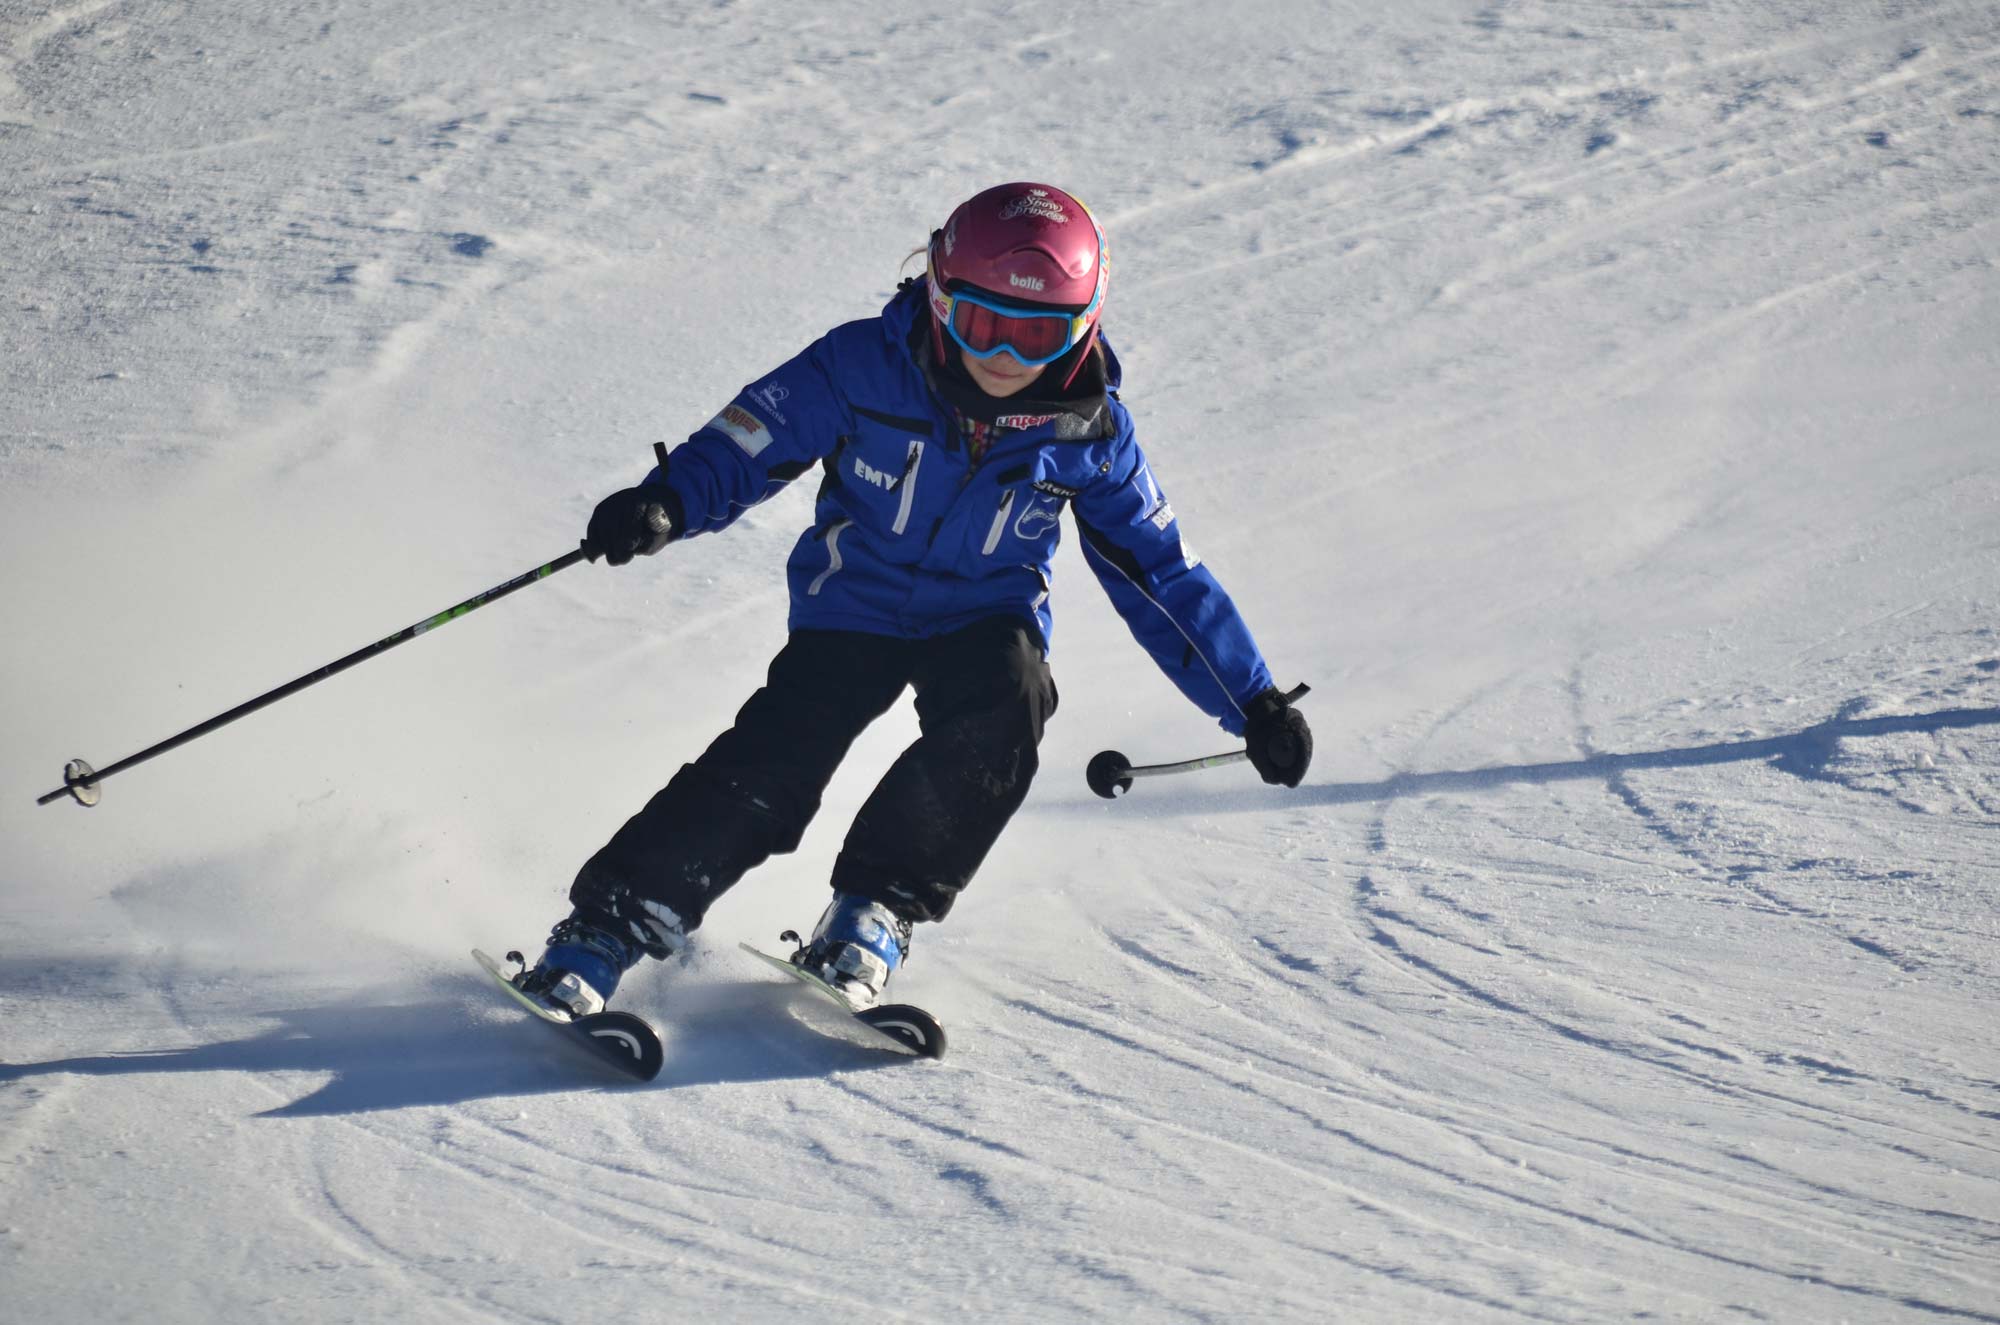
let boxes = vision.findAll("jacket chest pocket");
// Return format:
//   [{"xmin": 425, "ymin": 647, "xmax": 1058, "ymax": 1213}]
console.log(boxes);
[
  {"xmin": 839, "ymin": 426, "xmax": 929, "ymax": 537},
  {"xmin": 978, "ymin": 460, "xmax": 1076, "ymax": 557}
]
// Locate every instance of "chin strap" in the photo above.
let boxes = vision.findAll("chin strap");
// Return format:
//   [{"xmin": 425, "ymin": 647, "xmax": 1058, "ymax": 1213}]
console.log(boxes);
[{"xmin": 1057, "ymin": 326, "xmax": 1100, "ymax": 391}]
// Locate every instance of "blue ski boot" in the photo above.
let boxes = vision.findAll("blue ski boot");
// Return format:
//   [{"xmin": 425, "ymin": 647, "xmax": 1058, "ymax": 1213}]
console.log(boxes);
[
  {"xmin": 798, "ymin": 893, "xmax": 912, "ymax": 1009},
  {"xmin": 518, "ymin": 917, "xmax": 641, "ymax": 1019}
]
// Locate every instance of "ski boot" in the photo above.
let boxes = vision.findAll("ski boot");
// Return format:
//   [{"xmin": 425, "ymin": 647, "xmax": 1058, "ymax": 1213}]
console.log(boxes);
[
  {"xmin": 517, "ymin": 917, "xmax": 642, "ymax": 1019},
  {"xmin": 790, "ymin": 893, "xmax": 912, "ymax": 1009}
]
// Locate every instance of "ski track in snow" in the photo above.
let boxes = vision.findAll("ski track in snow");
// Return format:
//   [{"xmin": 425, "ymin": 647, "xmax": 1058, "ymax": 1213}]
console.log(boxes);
[{"xmin": 4, "ymin": 1, "xmax": 2000, "ymax": 1320}]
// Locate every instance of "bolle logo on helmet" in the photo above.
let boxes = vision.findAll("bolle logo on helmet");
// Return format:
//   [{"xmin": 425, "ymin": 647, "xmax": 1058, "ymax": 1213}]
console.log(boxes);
[
  {"xmin": 1008, "ymin": 273, "xmax": 1046, "ymax": 292},
  {"xmin": 999, "ymin": 189, "xmax": 1068, "ymax": 224}
]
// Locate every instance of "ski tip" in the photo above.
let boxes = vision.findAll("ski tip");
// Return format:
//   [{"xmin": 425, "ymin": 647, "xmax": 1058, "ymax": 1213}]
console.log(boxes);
[
  {"xmin": 574, "ymin": 1010, "xmax": 667, "ymax": 1082},
  {"xmin": 857, "ymin": 1003, "xmax": 948, "ymax": 1060}
]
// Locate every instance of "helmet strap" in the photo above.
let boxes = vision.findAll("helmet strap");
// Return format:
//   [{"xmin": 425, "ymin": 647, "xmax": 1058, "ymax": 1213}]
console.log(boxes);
[
  {"xmin": 1057, "ymin": 325, "xmax": 1101, "ymax": 391},
  {"xmin": 928, "ymin": 307, "xmax": 948, "ymax": 364}
]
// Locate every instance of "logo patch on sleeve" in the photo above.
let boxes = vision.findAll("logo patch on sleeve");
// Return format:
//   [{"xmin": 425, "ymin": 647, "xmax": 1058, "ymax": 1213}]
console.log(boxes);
[
  {"xmin": 710, "ymin": 404, "xmax": 770, "ymax": 457},
  {"xmin": 748, "ymin": 383, "xmax": 790, "ymax": 424}
]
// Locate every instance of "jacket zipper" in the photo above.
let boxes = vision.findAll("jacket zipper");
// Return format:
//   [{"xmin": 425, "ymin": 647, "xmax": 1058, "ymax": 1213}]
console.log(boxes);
[
  {"xmin": 981, "ymin": 488, "xmax": 1017, "ymax": 556},
  {"xmin": 891, "ymin": 440, "xmax": 925, "ymax": 535},
  {"xmin": 807, "ymin": 519, "xmax": 852, "ymax": 595}
]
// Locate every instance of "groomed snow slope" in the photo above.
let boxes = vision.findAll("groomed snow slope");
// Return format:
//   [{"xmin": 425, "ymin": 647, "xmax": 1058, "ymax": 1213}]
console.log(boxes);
[{"xmin": 3, "ymin": 2, "xmax": 1997, "ymax": 1320}]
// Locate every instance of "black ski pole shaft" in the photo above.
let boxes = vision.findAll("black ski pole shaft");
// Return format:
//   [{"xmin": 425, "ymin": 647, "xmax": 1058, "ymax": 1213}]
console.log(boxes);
[
  {"xmin": 1087, "ymin": 684, "xmax": 1309, "ymax": 799},
  {"xmin": 37, "ymin": 546, "xmax": 591, "ymax": 808}
]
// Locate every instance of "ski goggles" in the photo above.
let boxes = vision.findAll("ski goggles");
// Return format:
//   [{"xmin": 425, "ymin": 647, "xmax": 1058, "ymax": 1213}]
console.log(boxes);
[{"xmin": 940, "ymin": 287, "xmax": 1094, "ymax": 367}]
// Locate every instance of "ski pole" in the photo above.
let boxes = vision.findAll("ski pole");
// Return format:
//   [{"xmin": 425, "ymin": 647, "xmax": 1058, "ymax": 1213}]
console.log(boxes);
[
  {"xmin": 36, "ymin": 546, "xmax": 592, "ymax": 808},
  {"xmin": 1086, "ymin": 684, "xmax": 1310, "ymax": 800}
]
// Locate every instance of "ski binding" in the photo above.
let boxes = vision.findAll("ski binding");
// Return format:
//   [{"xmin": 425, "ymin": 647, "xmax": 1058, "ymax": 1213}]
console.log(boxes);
[
  {"xmin": 739, "ymin": 940, "xmax": 947, "ymax": 1060},
  {"xmin": 473, "ymin": 948, "xmax": 665, "ymax": 1082}
]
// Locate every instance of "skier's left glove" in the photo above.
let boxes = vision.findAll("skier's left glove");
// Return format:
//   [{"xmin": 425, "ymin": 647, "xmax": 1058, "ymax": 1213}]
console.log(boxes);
[
  {"xmin": 584, "ymin": 484, "xmax": 677, "ymax": 566},
  {"xmin": 1244, "ymin": 687, "xmax": 1313, "ymax": 788}
]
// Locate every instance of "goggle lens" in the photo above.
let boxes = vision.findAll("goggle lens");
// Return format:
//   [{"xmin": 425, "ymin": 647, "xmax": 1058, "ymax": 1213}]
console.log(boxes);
[{"xmin": 947, "ymin": 294, "xmax": 1075, "ymax": 365}]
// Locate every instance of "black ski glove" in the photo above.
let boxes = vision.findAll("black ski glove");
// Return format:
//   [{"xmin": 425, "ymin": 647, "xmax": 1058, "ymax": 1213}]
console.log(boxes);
[
  {"xmin": 584, "ymin": 484, "xmax": 676, "ymax": 566},
  {"xmin": 1244, "ymin": 687, "xmax": 1313, "ymax": 787}
]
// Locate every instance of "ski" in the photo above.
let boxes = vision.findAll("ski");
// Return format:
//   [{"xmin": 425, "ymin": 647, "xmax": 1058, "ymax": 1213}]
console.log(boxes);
[
  {"xmin": 472, "ymin": 948, "xmax": 665, "ymax": 1082},
  {"xmin": 739, "ymin": 942, "xmax": 948, "ymax": 1060}
]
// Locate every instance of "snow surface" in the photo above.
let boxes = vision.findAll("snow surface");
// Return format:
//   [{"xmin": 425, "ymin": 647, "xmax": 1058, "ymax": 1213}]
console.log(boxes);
[{"xmin": 4, "ymin": 1, "xmax": 1999, "ymax": 1320}]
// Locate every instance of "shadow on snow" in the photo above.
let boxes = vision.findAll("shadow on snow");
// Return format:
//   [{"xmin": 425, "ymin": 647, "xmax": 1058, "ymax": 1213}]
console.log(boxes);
[
  {"xmin": 0, "ymin": 975, "xmax": 902, "ymax": 1116},
  {"xmin": 1077, "ymin": 704, "xmax": 2000, "ymax": 816}
]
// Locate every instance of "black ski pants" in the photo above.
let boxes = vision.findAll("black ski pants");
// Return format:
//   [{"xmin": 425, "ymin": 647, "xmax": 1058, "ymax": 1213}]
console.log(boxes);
[{"xmin": 569, "ymin": 616, "xmax": 1057, "ymax": 949}]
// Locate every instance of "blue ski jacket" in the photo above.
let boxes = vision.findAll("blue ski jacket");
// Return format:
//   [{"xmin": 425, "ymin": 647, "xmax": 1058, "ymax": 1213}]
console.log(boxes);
[{"xmin": 644, "ymin": 281, "xmax": 1275, "ymax": 735}]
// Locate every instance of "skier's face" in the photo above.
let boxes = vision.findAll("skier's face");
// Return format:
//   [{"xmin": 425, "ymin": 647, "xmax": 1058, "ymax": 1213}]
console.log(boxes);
[{"xmin": 960, "ymin": 345, "xmax": 1046, "ymax": 398}]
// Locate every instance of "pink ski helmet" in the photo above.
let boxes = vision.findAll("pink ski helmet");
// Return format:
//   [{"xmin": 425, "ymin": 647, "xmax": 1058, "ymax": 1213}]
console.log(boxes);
[{"xmin": 926, "ymin": 183, "xmax": 1108, "ymax": 386}]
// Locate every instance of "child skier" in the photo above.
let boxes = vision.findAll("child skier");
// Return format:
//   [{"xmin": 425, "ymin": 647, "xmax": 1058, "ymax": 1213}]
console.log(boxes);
[{"xmin": 517, "ymin": 182, "xmax": 1313, "ymax": 1018}]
